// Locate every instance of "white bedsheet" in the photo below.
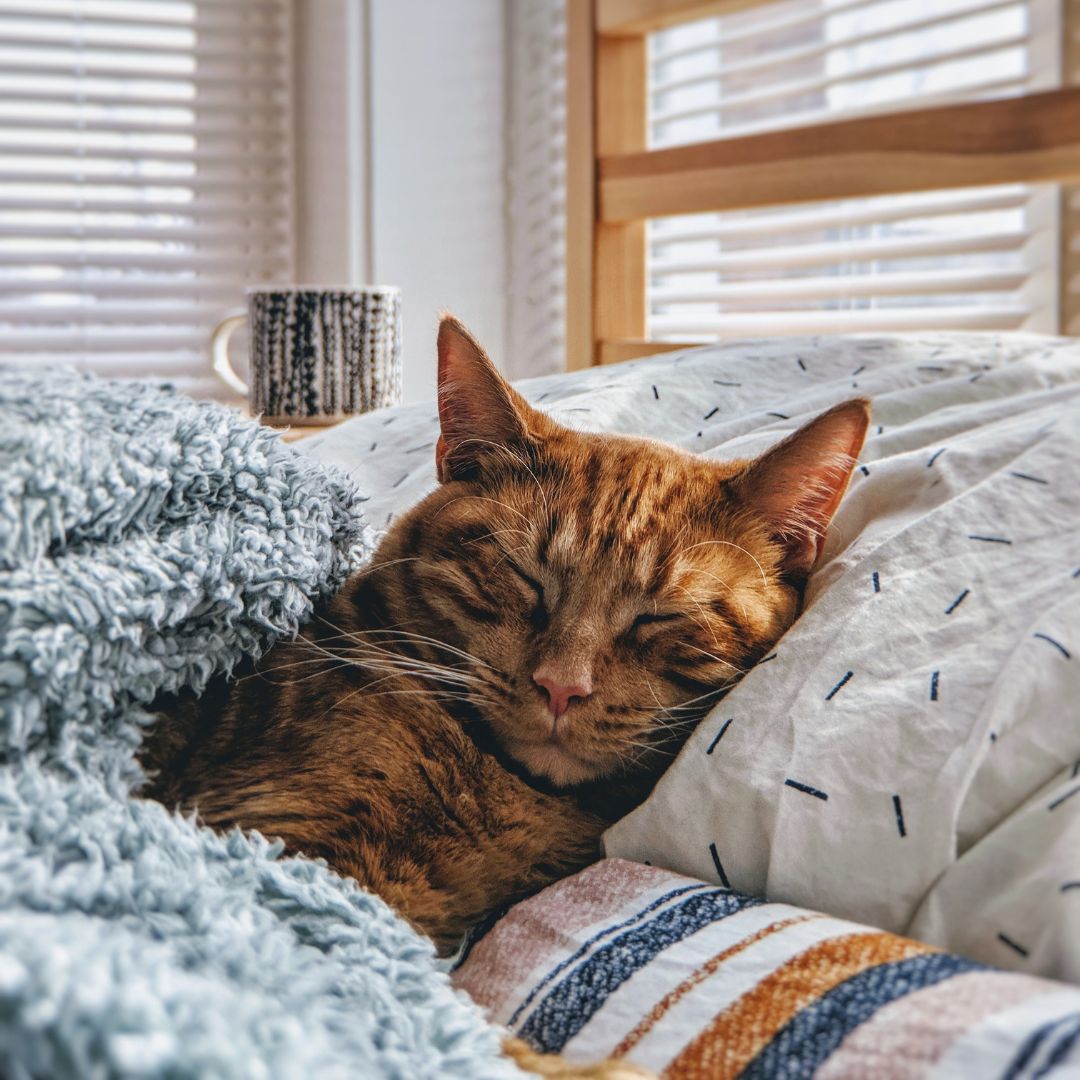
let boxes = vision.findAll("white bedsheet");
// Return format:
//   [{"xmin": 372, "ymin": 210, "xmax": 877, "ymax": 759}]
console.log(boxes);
[{"xmin": 305, "ymin": 332, "xmax": 1080, "ymax": 982}]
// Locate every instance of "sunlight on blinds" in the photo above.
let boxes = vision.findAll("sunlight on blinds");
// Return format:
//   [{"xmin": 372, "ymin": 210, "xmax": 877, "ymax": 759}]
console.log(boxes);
[
  {"xmin": 647, "ymin": 0, "xmax": 1061, "ymax": 341},
  {"xmin": 0, "ymin": 0, "xmax": 293, "ymax": 397}
]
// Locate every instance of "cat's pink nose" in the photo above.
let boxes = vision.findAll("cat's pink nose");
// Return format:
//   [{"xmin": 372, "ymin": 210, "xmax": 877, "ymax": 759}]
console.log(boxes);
[{"xmin": 532, "ymin": 665, "xmax": 593, "ymax": 721}]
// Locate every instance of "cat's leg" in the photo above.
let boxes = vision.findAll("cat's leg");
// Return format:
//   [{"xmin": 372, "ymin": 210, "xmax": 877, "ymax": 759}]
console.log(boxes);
[{"xmin": 501, "ymin": 1036, "xmax": 653, "ymax": 1079}]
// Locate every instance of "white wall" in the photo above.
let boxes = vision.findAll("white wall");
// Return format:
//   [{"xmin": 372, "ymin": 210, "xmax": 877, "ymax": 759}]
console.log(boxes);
[
  {"xmin": 293, "ymin": 0, "xmax": 511, "ymax": 403},
  {"xmin": 292, "ymin": 0, "xmax": 368, "ymax": 285},
  {"xmin": 369, "ymin": 0, "xmax": 508, "ymax": 402}
]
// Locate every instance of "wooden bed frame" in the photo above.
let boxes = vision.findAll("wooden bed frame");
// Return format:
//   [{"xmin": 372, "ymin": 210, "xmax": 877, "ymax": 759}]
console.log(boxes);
[{"xmin": 565, "ymin": 0, "xmax": 1080, "ymax": 369}]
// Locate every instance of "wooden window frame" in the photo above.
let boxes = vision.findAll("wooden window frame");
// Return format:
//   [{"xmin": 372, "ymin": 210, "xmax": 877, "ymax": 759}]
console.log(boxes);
[{"xmin": 566, "ymin": 0, "xmax": 1080, "ymax": 369}]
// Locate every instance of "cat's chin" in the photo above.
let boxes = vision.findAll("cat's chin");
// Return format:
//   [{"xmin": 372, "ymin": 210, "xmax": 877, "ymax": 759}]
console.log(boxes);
[{"xmin": 508, "ymin": 738, "xmax": 607, "ymax": 788}]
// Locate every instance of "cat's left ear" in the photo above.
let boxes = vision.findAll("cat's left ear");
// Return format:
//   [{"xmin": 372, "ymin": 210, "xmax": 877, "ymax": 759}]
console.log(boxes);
[
  {"xmin": 735, "ymin": 398, "xmax": 870, "ymax": 577},
  {"xmin": 435, "ymin": 314, "xmax": 543, "ymax": 483}
]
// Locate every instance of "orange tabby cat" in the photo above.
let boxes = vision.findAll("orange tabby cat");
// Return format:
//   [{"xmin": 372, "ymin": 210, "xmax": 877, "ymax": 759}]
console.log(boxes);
[{"xmin": 144, "ymin": 317, "xmax": 867, "ymax": 1071}]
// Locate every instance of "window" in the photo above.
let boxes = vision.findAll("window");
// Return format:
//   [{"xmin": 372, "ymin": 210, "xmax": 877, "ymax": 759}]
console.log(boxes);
[
  {"xmin": 0, "ymin": 0, "xmax": 293, "ymax": 397},
  {"xmin": 647, "ymin": 0, "xmax": 1062, "ymax": 340}
]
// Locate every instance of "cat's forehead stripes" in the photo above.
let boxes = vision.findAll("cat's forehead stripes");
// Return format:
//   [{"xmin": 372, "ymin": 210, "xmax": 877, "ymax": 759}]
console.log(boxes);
[{"xmin": 519, "ymin": 435, "xmax": 744, "ymax": 566}]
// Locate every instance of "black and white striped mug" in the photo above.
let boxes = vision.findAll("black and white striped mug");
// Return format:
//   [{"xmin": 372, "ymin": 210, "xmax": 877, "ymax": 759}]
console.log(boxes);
[{"xmin": 211, "ymin": 285, "xmax": 402, "ymax": 424}]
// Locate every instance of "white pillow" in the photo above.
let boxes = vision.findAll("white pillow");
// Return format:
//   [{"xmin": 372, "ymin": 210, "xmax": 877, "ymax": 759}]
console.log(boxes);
[{"xmin": 603, "ymin": 336, "xmax": 1080, "ymax": 984}]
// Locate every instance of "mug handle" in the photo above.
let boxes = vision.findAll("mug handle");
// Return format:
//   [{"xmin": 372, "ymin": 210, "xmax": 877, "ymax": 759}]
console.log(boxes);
[{"xmin": 210, "ymin": 308, "xmax": 249, "ymax": 396}]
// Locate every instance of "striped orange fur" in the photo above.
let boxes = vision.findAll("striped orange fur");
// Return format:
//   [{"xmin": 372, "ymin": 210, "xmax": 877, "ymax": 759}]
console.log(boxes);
[{"xmin": 144, "ymin": 317, "xmax": 869, "ymax": 955}]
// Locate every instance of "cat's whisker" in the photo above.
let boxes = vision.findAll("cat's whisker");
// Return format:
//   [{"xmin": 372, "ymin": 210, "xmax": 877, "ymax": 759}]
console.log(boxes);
[
  {"xmin": 317, "ymin": 669, "xmax": 474, "ymax": 713},
  {"xmin": 681, "ymin": 643, "xmax": 744, "ymax": 674},
  {"xmin": 347, "ymin": 556, "xmax": 423, "ymax": 579},
  {"xmin": 311, "ymin": 619, "xmax": 496, "ymax": 672},
  {"xmin": 340, "ymin": 652, "xmax": 484, "ymax": 687},
  {"xmin": 642, "ymin": 673, "xmax": 669, "ymax": 718},
  {"xmin": 337, "ymin": 638, "xmax": 479, "ymax": 672},
  {"xmin": 309, "ymin": 684, "xmax": 366, "ymax": 725},
  {"xmin": 291, "ymin": 630, "xmax": 484, "ymax": 690},
  {"xmin": 240, "ymin": 659, "xmax": 356, "ymax": 685},
  {"xmin": 237, "ymin": 655, "xmax": 344, "ymax": 681},
  {"xmin": 305, "ymin": 670, "xmax": 474, "ymax": 723},
  {"xmin": 304, "ymin": 640, "xmax": 481, "ymax": 688},
  {"xmin": 357, "ymin": 687, "xmax": 472, "ymax": 705},
  {"xmin": 294, "ymin": 633, "xmax": 358, "ymax": 668}
]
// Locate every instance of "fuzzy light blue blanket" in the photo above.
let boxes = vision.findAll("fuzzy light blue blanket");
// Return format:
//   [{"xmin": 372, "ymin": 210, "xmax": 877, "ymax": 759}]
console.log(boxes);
[{"xmin": 0, "ymin": 372, "xmax": 521, "ymax": 1078}]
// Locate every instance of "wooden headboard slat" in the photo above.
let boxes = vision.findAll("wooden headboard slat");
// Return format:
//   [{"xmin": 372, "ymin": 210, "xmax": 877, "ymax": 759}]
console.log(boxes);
[
  {"xmin": 601, "ymin": 88, "xmax": 1080, "ymax": 221},
  {"xmin": 598, "ymin": 0, "xmax": 773, "ymax": 35}
]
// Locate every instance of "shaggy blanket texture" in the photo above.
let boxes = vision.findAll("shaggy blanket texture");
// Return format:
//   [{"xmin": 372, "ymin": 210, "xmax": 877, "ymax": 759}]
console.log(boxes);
[{"xmin": 0, "ymin": 372, "xmax": 521, "ymax": 1079}]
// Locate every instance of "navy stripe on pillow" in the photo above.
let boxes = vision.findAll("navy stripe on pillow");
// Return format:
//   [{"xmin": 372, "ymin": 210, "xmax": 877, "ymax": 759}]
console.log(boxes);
[
  {"xmin": 518, "ymin": 889, "xmax": 762, "ymax": 1052},
  {"xmin": 506, "ymin": 882, "xmax": 711, "ymax": 1027},
  {"xmin": 738, "ymin": 952, "xmax": 985, "ymax": 1080}
]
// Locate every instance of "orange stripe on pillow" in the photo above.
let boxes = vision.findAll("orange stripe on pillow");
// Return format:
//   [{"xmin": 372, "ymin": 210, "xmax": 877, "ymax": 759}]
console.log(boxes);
[
  {"xmin": 666, "ymin": 932, "xmax": 935, "ymax": 1080},
  {"xmin": 613, "ymin": 914, "xmax": 819, "ymax": 1059}
]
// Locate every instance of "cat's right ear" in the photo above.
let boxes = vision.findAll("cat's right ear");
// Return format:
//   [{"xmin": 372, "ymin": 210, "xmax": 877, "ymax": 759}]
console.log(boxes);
[
  {"xmin": 734, "ymin": 398, "xmax": 870, "ymax": 578},
  {"xmin": 435, "ymin": 315, "xmax": 539, "ymax": 483}
]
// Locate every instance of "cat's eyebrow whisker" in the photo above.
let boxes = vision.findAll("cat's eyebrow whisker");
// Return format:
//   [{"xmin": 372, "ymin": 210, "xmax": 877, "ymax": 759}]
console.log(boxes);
[
  {"xmin": 682, "ymin": 565, "xmax": 752, "ymax": 623},
  {"xmin": 464, "ymin": 527, "xmax": 531, "ymax": 547},
  {"xmin": 668, "ymin": 585, "xmax": 721, "ymax": 649},
  {"xmin": 432, "ymin": 493, "xmax": 532, "ymax": 526},
  {"xmin": 661, "ymin": 539, "xmax": 770, "ymax": 591},
  {"xmin": 458, "ymin": 436, "xmax": 550, "ymax": 515},
  {"xmin": 488, "ymin": 544, "xmax": 532, "ymax": 571}
]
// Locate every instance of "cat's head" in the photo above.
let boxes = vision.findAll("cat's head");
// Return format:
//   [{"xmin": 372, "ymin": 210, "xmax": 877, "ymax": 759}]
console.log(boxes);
[{"xmin": 379, "ymin": 316, "xmax": 868, "ymax": 788}]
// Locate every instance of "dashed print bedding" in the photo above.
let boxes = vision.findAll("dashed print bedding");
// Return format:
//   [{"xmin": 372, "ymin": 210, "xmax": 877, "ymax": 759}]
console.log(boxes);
[
  {"xmin": 305, "ymin": 331, "xmax": 1080, "ymax": 985},
  {"xmin": 453, "ymin": 859, "xmax": 1080, "ymax": 1079}
]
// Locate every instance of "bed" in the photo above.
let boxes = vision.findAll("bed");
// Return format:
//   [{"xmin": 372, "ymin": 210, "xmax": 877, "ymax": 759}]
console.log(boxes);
[
  {"xmin": 3, "ymin": 330, "xmax": 1077, "ymax": 1076},
  {"xmin": 303, "ymin": 330, "xmax": 1080, "ymax": 1077}
]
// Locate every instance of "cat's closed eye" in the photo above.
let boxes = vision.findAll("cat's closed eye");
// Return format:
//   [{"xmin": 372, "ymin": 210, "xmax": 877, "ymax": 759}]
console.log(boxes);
[
  {"xmin": 630, "ymin": 611, "xmax": 682, "ymax": 631},
  {"xmin": 506, "ymin": 561, "xmax": 549, "ymax": 629},
  {"xmin": 507, "ymin": 561, "xmax": 544, "ymax": 602}
]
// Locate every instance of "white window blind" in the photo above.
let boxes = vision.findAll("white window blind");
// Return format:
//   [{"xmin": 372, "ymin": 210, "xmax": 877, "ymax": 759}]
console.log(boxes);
[
  {"xmin": 0, "ymin": 0, "xmax": 293, "ymax": 398},
  {"xmin": 506, "ymin": 0, "xmax": 566, "ymax": 381},
  {"xmin": 648, "ymin": 0, "xmax": 1062, "ymax": 341}
]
